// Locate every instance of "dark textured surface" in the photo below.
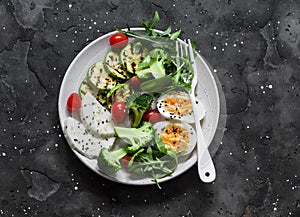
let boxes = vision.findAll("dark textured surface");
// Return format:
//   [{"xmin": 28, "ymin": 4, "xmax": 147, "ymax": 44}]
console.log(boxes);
[{"xmin": 0, "ymin": 0, "xmax": 299, "ymax": 216}]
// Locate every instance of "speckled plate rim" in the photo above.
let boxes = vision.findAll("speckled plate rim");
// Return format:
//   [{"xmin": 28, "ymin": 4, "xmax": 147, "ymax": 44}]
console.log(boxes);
[{"xmin": 58, "ymin": 28, "xmax": 220, "ymax": 185}]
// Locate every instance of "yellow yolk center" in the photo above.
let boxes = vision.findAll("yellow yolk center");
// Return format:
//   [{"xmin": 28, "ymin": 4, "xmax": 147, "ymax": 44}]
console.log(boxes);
[
  {"xmin": 163, "ymin": 93, "xmax": 192, "ymax": 117},
  {"xmin": 160, "ymin": 124, "xmax": 190, "ymax": 152}
]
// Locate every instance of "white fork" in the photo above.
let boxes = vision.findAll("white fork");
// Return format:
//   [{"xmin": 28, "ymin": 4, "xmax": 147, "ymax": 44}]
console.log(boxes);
[{"xmin": 176, "ymin": 39, "xmax": 216, "ymax": 183}]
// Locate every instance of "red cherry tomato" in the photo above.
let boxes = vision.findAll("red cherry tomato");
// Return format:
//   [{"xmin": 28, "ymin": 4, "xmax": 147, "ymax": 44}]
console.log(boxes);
[
  {"xmin": 122, "ymin": 155, "xmax": 132, "ymax": 168},
  {"xmin": 67, "ymin": 93, "xmax": 81, "ymax": 111},
  {"xmin": 143, "ymin": 109, "xmax": 163, "ymax": 124},
  {"xmin": 109, "ymin": 33, "xmax": 128, "ymax": 49},
  {"xmin": 130, "ymin": 76, "xmax": 142, "ymax": 89},
  {"xmin": 111, "ymin": 101, "xmax": 127, "ymax": 124}
]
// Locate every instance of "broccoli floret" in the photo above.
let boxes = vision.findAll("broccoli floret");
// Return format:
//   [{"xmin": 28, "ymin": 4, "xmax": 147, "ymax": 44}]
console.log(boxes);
[
  {"xmin": 114, "ymin": 122, "xmax": 154, "ymax": 152},
  {"xmin": 126, "ymin": 93, "xmax": 153, "ymax": 128},
  {"xmin": 97, "ymin": 148, "xmax": 127, "ymax": 174}
]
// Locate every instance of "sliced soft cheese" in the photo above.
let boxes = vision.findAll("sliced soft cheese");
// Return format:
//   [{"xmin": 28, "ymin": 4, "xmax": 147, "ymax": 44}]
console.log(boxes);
[
  {"xmin": 63, "ymin": 117, "xmax": 115, "ymax": 159},
  {"xmin": 80, "ymin": 93, "xmax": 115, "ymax": 138}
]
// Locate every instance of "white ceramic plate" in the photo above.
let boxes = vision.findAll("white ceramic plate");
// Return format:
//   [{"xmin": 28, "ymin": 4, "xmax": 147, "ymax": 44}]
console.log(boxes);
[{"xmin": 58, "ymin": 28, "xmax": 220, "ymax": 185}]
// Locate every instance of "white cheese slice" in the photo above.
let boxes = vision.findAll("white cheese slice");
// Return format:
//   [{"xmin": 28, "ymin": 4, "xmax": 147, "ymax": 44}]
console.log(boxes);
[
  {"xmin": 80, "ymin": 92, "xmax": 115, "ymax": 138},
  {"xmin": 63, "ymin": 117, "xmax": 115, "ymax": 159}
]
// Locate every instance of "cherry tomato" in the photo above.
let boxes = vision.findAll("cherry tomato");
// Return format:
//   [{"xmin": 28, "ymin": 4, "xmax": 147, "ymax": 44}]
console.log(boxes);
[
  {"xmin": 143, "ymin": 109, "xmax": 163, "ymax": 124},
  {"xmin": 109, "ymin": 33, "xmax": 128, "ymax": 49},
  {"xmin": 67, "ymin": 93, "xmax": 81, "ymax": 111},
  {"xmin": 130, "ymin": 76, "xmax": 142, "ymax": 90},
  {"xmin": 122, "ymin": 155, "xmax": 132, "ymax": 168},
  {"xmin": 111, "ymin": 101, "xmax": 127, "ymax": 124}
]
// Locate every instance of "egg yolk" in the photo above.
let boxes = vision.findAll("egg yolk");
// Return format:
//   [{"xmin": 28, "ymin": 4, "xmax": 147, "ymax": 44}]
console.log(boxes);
[
  {"xmin": 160, "ymin": 124, "xmax": 190, "ymax": 152},
  {"xmin": 163, "ymin": 92, "xmax": 192, "ymax": 117}
]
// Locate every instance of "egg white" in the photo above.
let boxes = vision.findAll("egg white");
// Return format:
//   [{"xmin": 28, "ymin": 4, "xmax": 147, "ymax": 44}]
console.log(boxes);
[{"xmin": 157, "ymin": 91, "xmax": 205, "ymax": 123}]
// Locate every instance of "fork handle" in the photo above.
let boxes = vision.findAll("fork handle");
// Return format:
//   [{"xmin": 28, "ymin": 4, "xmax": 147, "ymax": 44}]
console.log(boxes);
[{"xmin": 192, "ymin": 99, "xmax": 216, "ymax": 183}]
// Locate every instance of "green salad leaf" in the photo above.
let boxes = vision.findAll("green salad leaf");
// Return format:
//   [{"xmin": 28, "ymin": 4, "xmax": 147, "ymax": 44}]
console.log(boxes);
[
  {"xmin": 119, "ymin": 11, "xmax": 181, "ymax": 51},
  {"xmin": 170, "ymin": 57, "xmax": 194, "ymax": 90},
  {"xmin": 128, "ymin": 146, "xmax": 178, "ymax": 188},
  {"xmin": 136, "ymin": 48, "xmax": 170, "ymax": 79}
]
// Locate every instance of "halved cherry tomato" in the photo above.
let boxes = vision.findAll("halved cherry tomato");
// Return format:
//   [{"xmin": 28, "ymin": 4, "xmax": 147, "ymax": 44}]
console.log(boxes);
[
  {"xmin": 109, "ymin": 33, "xmax": 128, "ymax": 49},
  {"xmin": 122, "ymin": 155, "xmax": 132, "ymax": 168},
  {"xmin": 143, "ymin": 109, "xmax": 163, "ymax": 124},
  {"xmin": 111, "ymin": 101, "xmax": 127, "ymax": 124},
  {"xmin": 67, "ymin": 93, "xmax": 81, "ymax": 111},
  {"xmin": 130, "ymin": 76, "xmax": 142, "ymax": 90}
]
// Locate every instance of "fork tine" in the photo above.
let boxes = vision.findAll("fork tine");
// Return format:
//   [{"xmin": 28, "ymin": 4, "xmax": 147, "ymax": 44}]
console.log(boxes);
[
  {"xmin": 187, "ymin": 39, "xmax": 197, "ymax": 84},
  {"xmin": 176, "ymin": 40, "xmax": 189, "ymax": 68},
  {"xmin": 187, "ymin": 39, "xmax": 195, "ymax": 62},
  {"xmin": 183, "ymin": 40, "xmax": 188, "ymax": 58},
  {"xmin": 180, "ymin": 40, "xmax": 184, "ymax": 59},
  {"xmin": 181, "ymin": 40, "xmax": 189, "ymax": 60}
]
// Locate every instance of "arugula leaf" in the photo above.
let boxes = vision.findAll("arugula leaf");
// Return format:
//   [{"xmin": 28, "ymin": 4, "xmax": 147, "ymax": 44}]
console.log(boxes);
[
  {"xmin": 142, "ymin": 11, "xmax": 160, "ymax": 33},
  {"xmin": 170, "ymin": 56, "xmax": 194, "ymax": 90},
  {"xmin": 124, "ymin": 131, "xmax": 182, "ymax": 188},
  {"xmin": 161, "ymin": 26, "xmax": 172, "ymax": 36},
  {"xmin": 170, "ymin": 29, "xmax": 181, "ymax": 40},
  {"xmin": 128, "ymin": 145, "xmax": 179, "ymax": 187},
  {"xmin": 128, "ymin": 148, "xmax": 144, "ymax": 168},
  {"xmin": 141, "ymin": 11, "xmax": 181, "ymax": 41},
  {"xmin": 120, "ymin": 11, "xmax": 181, "ymax": 51},
  {"xmin": 121, "ymin": 30, "xmax": 176, "ymax": 50}
]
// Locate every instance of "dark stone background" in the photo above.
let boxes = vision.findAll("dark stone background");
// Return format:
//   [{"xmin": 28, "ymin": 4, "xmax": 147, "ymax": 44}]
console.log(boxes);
[{"xmin": 0, "ymin": 0, "xmax": 299, "ymax": 216}]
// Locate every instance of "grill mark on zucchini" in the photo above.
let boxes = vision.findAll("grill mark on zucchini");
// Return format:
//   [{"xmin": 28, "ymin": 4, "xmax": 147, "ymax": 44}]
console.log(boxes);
[
  {"xmin": 79, "ymin": 79, "xmax": 92, "ymax": 98},
  {"xmin": 105, "ymin": 50, "xmax": 130, "ymax": 80},
  {"xmin": 87, "ymin": 61, "xmax": 117, "ymax": 91},
  {"xmin": 120, "ymin": 42, "xmax": 147, "ymax": 75},
  {"xmin": 79, "ymin": 78, "xmax": 107, "ymax": 105},
  {"xmin": 131, "ymin": 62, "xmax": 136, "ymax": 73},
  {"xmin": 130, "ymin": 43, "xmax": 134, "ymax": 56}
]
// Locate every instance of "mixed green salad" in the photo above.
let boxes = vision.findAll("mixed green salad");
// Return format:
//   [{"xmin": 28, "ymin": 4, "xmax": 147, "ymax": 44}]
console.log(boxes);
[{"xmin": 63, "ymin": 12, "xmax": 198, "ymax": 187}]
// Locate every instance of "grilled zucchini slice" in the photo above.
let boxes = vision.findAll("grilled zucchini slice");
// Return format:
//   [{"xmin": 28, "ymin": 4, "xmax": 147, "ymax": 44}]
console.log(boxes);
[
  {"xmin": 87, "ymin": 61, "xmax": 117, "ymax": 91},
  {"xmin": 104, "ymin": 50, "xmax": 131, "ymax": 80},
  {"xmin": 79, "ymin": 78, "xmax": 107, "ymax": 105},
  {"xmin": 120, "ymin": 42, "xmax": 147, "ymax": 74}
]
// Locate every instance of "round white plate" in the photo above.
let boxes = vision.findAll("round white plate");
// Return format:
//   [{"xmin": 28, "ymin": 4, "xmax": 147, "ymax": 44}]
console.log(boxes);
[{"xmin": 58, "ymin": 28, "xmax": 220, "ymax": 185}]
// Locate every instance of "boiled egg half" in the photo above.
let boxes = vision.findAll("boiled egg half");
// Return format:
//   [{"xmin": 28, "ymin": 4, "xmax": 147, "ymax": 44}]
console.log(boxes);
[
  {"xmin": 156, "ymin": 90, "xmax": 205, "ymax": 123},
  {"xmin": 153, "ymin": 121, "xmax": 196, "ymax": 155}
]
